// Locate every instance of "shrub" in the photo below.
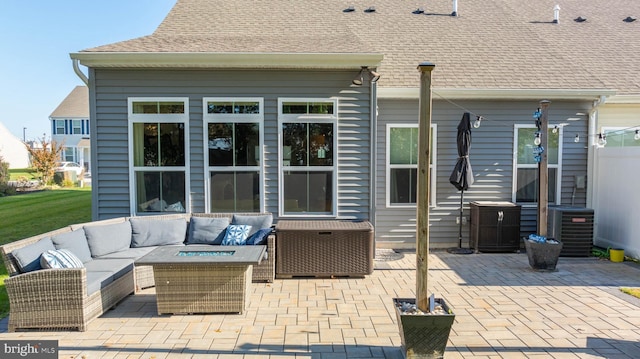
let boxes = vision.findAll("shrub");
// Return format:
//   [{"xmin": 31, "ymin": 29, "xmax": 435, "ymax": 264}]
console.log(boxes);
[{"xmin": 62, "ymin": 179, "xmax": 76, "ymax": 188}]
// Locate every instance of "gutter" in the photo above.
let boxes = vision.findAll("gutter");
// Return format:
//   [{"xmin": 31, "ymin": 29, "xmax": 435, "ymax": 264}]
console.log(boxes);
[
  {"xmin": 70, "ymin": 52, "xmax": 383, "ymax": 70},
  {"xmin": 72, "ymin": 58, "xmax": 89, "ymax": 85}
]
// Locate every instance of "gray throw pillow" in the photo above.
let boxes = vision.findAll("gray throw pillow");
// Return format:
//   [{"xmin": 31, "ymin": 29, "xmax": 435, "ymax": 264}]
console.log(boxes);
[
  {"xmin": 187, "ymin": 217, "xmax": 229, "ymax": 245},
  {"xmin": 84, "ymin": 221, "xmax": 132, "ymax": 257},
  {"xmin": 51, "ymin": 228, "xmax": 93, "ymax": 263},
  {"xmin": 13, "ymin": 237, "xmax": 55, "ymax": 273},
  {"xmin": 130, "ymin": 218, "xmax": 188, "ymax": 248},
  {"xmin": 232, "ymin": 214, "xmax": 273, "ymax": 237}
]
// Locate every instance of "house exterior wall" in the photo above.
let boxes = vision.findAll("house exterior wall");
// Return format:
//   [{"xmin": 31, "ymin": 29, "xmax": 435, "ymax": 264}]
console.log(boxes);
[
  {"xmin": 0, "ymin": 122, "xmax": 29, "ymax": 168},
  {"xmin": 51, "ymin": 118, "xmax": 91, "ymax": 169},
  {"xmin": 597, "ymin": 103, "xmax": 640, "ymax": 129},
  {"xmin": 375, "ymin": 99, "xmax": 592, "ymax": 248},
  {"xmin": 90, "ymin": 69, "xmax": 371, "ymax": 221}
]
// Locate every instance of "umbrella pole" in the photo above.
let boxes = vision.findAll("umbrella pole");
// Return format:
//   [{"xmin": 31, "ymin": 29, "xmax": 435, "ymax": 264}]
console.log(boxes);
[
  {"xmin": 447, "ymin": 189, "xmax": 474, "ymax": 254},
  {"xmin": 458, "ymin": 190, "xmax": 464, "ymax": 248}
]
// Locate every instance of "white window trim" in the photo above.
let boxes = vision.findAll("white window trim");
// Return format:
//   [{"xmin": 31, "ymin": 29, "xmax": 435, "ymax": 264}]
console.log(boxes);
[
  {"xmin": 385, "ymin": 123, "xmax": 437, "ymax": 208},
  {"xmin": 512, "ymin": 124, "xmax": 563, "ymax": 207},
  {"xmin": 127, "ymin": 97, "xmax": 190, "ymax": 215},
  {"xmin": 203, "ymin": 97, "xmax": 265, "ymax": 213},
  {"xmin": 72, "ymin": 119, "xmax": 82, "ymax": 135},
  {"xmin": 55, "ymin": 120, "xmax": 66, "ymax": 135},
  {"xmin": 278, "ymin": 97, "xmax": 338, "ymax": 218}
]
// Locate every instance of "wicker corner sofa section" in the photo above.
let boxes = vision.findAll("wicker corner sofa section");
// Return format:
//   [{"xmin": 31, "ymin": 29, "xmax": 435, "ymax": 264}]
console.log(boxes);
[{"xmin": 0, "ymin": 212, "xmax": 275, "ymax": 332}]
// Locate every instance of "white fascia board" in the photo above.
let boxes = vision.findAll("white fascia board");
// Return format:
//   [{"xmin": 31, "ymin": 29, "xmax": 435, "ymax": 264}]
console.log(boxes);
[
  {"xmin": 69, "ymin": 52, "xmax": 383, "ymax": 69},
  {"xmin": 378, "ymin": 87, "xmax": 617, "ymax": 101}
]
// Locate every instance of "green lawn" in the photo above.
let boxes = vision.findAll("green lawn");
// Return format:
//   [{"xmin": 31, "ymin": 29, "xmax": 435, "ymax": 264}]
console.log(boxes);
[
  {"xmin": 8, "ymin": 168, "xmax": 38, "ymax": 181},
  {"xmin": 0, "ymin": 188, "xmax": 92, "ymax": 318}
]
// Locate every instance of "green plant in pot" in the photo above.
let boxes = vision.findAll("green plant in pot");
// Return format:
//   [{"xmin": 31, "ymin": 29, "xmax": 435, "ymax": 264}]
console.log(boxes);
[{"xmin": 392, "ymin": 63, "xmax": 455, "ymax": 359}]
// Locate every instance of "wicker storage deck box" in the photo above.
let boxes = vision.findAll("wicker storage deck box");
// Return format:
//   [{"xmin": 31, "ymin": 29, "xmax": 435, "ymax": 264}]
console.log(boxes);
[{"xmin": 275, "ymin": 220, "xmax": 374, "ymax": 278}]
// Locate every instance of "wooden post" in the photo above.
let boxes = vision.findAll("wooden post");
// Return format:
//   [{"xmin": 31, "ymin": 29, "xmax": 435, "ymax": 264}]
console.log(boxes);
[
  {"xmin": 537, "ymin": 100, "xmax": 551, "ymax": 237},
  {"xmin": 416, "ymin": 62, "xmax": 435, "ymax": 312}
]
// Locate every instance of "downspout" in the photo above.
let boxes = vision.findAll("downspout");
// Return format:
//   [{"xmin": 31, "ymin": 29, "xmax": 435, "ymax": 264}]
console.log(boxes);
[
  {"xmin": 72, "ymin": 58, "xmax": 89, "ymax": 86},
  {"xmin": 369, "ymin": 78, "xmax": 378, "ymax": 238},
  {"xmin": 586, "ymin": 95, "xmax": 606, "ymax": 210}
]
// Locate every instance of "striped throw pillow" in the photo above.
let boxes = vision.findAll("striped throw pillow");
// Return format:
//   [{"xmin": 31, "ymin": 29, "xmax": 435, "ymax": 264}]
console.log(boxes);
[{"xmin": 40, "ymin": 249, "xmax": 84, "ymax": 269}]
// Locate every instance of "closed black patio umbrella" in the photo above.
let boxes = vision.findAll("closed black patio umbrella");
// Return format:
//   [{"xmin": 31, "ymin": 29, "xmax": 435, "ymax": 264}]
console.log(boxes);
[{"xmin": 448, "ymin": 112, "xmax": 475, "ymax": 254}]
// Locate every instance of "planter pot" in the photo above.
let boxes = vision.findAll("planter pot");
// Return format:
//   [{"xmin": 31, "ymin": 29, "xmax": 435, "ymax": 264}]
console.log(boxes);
[
  {"xmin": 393, "ymin": 298, "xmax": 455, "ymax": 359},
  {"xmin": 524, "ymin": 239, "xmax": 563, "ymax": 271}
]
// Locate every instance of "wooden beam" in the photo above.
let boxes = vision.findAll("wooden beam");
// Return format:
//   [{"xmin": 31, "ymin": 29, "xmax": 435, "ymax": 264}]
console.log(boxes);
[
  {"xmin": 537, "ymin": 100, "xmax": 551, "ymax": 237},
  {"xmin": 416, "ymin": 62, "xmax": 435, "ymax": 312}
]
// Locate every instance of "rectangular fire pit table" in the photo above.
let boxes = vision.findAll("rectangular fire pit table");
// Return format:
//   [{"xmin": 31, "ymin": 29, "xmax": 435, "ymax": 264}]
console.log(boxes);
[
  {"xmin": 275, "ymin": 220, "xmax": 374, "ymax": 278},
  {"xmin": 135, "ymin": 245, "xmax": 265, "ymax": 315}
]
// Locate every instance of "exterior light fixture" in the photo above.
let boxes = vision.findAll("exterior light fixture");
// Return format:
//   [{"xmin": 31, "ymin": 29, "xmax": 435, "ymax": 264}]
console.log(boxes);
[
  {"xmin": 635, "ymin": 129, "xmax": 640, "ymax": 140},
  {"xmin": 574, "ymin": 134, "xmax": 580, "ymax": 143},
  {"xmin": 597, "ymin": 133, "xmax": 607, "ymax": 147},
  {"xmin": 473, "ymin": 116, "xmax": 482, "ymax": 128},
  {"xmin": 552, "ymin": 125, "xmax": 559, "ymax": 134},
  {"xmin": 534, "ymin": 132, "xmax": 542, "ymax": 146},
  {"xmin": 352, "ymin": 66, "xmax": 380, "ymax": 86}
]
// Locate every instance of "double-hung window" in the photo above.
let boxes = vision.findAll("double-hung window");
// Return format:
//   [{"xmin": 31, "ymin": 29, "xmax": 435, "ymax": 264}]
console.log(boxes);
[
  {"xmin": 204, "ymin": 98, "xmax": 263, "ymax": 212},
  {"xmin": 72, "ymin": 120, "xmax": 82, "ymax": 135},
  {"xmin": 278, "ymin": 99, "xmax": 337, "ymax": 216},
  {"xmin": 386, "ymin": 124, "xmax": 437, "ymax": 207},
  {"xmin": 513, "ymin": 125, "xmax": 562, "ymax": 204},
  {"xmin": 55, "ymin": 120, "xmax": 66, "ymax": 135},
  {"xmin": 128, "ymin": 98, "xmax": 189, "ymax": 214}
]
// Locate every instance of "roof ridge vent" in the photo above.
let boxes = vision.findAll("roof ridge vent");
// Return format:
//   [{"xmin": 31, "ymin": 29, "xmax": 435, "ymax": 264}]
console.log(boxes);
[
  {"xmin": 574, "ymin": 16, "xmax": 587, "ymax": 23},
  {"xmin": 623, "ymin": 16, "xmax": 636, "ymax": 22},
  {"xmin": 364, "ymin": 6, "xmax": 376, "ymax": 13}
]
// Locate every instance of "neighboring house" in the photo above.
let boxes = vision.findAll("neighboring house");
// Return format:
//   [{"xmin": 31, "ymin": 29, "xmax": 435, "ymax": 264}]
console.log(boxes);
[
  {"xmin": 50, "ymin": 86, "xmax": 91, "ymax": 173},
  {"xmin": 0, "ymin": 122, "xmax": 29, "ymax": 168},
  {"xmin": 70, "ymin": 0, "xmax": 640, "ymax": 249}
]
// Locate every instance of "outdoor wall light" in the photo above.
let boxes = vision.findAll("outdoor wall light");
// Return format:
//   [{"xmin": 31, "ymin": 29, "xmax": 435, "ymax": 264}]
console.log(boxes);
[
  {"xmin": 635, "ymin": 129, "xmax": 640, "ymax": 140},
  {"xmin": 352, "ymin": 66, "xmax": 380, "ymax": 86},
  {"xmin": 574, "ymin": 134, "xmax": 580, "ymax": 143},
  {"xmin": 552, "ymin": 125, "xmax": 559, "ymax": 134},
  {"xmin": 597, "ymin": 133, "xmax": 607, "ymax": 146},
  {"xmin": 534, "ymin": 132, "xmax": 542, "ymax": 146},
  {"xmin": 473, "ymin": 116, "xmax": 482, "ymax": 128}
]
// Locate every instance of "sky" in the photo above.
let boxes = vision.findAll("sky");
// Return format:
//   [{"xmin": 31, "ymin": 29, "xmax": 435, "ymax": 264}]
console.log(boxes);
[{"xmin": 0, "ymin": 1, "xmax": 176, "ymax": 142}]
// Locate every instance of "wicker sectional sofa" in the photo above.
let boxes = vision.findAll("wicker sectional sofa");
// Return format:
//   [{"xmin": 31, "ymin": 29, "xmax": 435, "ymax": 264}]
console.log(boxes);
[{"xmin": 0, "ymin": 212, "xmax": 275, "ymax": 332}]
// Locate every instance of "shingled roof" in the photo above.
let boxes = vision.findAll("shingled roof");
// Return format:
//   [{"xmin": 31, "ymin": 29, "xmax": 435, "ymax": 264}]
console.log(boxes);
[
  {"xmin": 75, "ymin": 0, "xmax": 640, "ymax": 95},
  {"xmin": 49, "ymin": 86, "xmax": 89, "ymax": 118}
]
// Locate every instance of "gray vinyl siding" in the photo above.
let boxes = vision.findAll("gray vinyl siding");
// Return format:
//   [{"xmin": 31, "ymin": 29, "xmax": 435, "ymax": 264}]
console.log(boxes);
[
  {"xmin": 375, "ymin": 99, "xmax": 591, "ymax": 248},
  {"xmin": 90, "ymin": 69, "xmax": 371, "ymax": 221}
]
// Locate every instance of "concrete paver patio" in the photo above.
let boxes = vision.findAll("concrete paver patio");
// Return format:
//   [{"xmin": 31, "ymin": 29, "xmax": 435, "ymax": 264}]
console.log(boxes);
[{"xmin": 1, "ymin": 251, "xmax": 639, "ymax": 358}]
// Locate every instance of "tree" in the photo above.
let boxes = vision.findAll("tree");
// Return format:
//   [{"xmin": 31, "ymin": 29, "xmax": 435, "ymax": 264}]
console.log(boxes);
[{"xmin": 25, "ymin": 136, "xmax": 64, "ymax": 185}]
